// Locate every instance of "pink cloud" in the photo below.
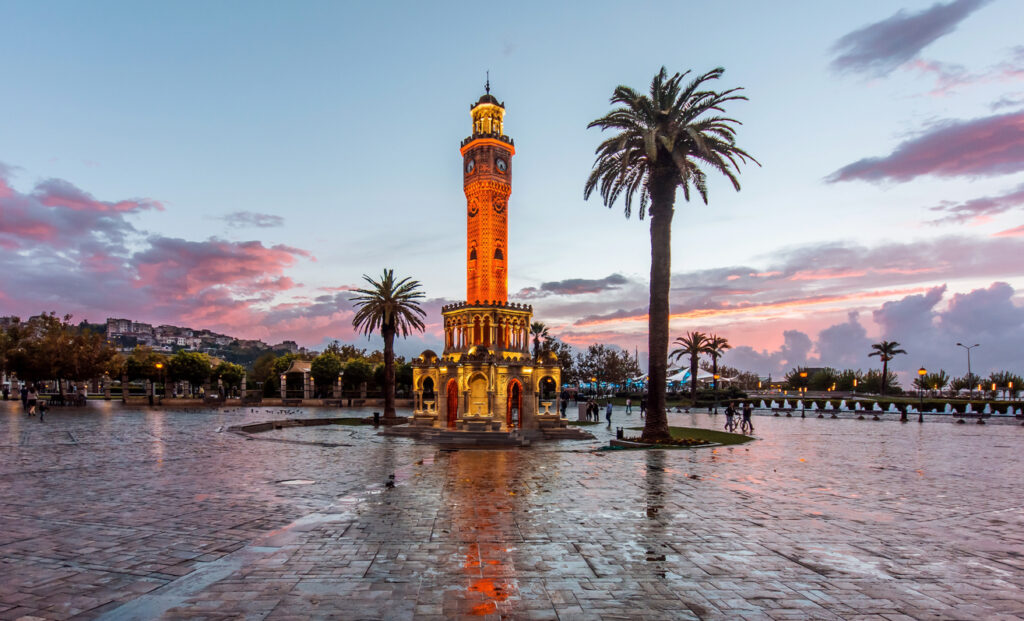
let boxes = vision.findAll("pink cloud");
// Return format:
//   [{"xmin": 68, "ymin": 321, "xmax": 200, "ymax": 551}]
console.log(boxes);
[
  {"xmin": 929, "ymin": 182, "xmax": 1024, "ymax": 224},
  {"xmin": 827, "ymin": 110, "xmax": 1024, "ymax": 182},
  {"xmin": 34, "ymin": 177, "xmax": 163, "ymax": 213},
  {"xmin": 994, "ymin": 224, "xmax": 1024, "ymax": 237}
]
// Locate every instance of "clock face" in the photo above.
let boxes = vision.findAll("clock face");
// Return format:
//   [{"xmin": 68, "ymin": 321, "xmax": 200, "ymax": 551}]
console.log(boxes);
[
  {"xmin": 495, "ymin": 158, "xmax": 507, "ymax": 172},
  {"xmin": 465, "ymin": 158, "xmax": 475, "ymax": 173}
]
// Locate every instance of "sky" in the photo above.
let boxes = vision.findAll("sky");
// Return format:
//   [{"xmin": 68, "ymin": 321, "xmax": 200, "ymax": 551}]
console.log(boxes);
[{"xmin": 1, "ymin": 0, "xmax": 1023, "ymax": 382}]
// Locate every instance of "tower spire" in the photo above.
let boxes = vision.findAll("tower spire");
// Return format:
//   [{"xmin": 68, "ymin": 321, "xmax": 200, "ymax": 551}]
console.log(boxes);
[{"xmin": 485, "ymin": 70, "xmax": 490, "ymax": 94}]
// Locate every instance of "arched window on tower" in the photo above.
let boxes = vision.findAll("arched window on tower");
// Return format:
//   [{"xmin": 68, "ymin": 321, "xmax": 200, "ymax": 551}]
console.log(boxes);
[
  {"xmin": 494, "ymin": 248, "xmax": 503, "ymax": 260},
  {"xmin": 469, "ymin": 248, "xmax": 477, "ymax": 260}
]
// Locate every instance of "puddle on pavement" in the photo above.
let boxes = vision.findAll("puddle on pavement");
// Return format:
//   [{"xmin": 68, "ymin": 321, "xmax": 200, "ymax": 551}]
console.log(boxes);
[{"xmin": 277, "ymin": 479, "xmax": 316, "ymax": 485}]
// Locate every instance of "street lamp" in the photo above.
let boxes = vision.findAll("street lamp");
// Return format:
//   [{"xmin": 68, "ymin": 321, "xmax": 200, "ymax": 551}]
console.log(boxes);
[
  {"xmin": 852, "ymin": 377, "xmax": 858, "ymax": 397},
  {"xmin": 917, "ymin": 367, "xmax": 926, "ymax": 423},
  {"xmin": 956, "ymin": 343, "xmax": 980, "ymax": 398},
  {"xmin": 799, "ymin": 371, "xmax": 808, "ymax": 417}
]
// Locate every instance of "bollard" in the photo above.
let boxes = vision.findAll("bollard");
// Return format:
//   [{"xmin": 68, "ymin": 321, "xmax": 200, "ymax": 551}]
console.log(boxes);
[
  {"xmin": 616, "ymin": 427, "xmax": 623, "ymax": 439},
  {"xmin": 373, "ymin": 412, "xmax": 381, "ymax": 426}
]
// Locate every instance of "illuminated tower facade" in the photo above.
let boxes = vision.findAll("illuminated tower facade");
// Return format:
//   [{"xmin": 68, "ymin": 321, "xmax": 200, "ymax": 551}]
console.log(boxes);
[
  {"xmin": 461, "ymin": 87, "xmax": 514, "ymax": 304},
  {"xmin": 410, "ymin": 84, "xmax": 562, "ymax": 434}
]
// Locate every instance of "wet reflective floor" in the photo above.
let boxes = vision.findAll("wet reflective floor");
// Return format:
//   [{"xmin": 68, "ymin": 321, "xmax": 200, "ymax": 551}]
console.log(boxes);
[{"xmin": 2, "ymin": 401, "xmax": 1023, "ymax": 619}]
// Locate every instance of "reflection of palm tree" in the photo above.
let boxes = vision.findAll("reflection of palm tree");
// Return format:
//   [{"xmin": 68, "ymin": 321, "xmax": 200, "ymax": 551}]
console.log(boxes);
[
  {"xmin": 529, "ymin": 322, "xmax": 548, "ymax": 359},
  {"xmin": 868, "ymin": 340, "xmax": 906, "ymax": 397},
  {"xmin": 351, "ymin": 269, "xmax": 426, "ymax": 421},
  {"xmin": 585, "ymin": 67, "xmax": 757, "ymax": 442},
  {"xmin": 670, "ymin": 331, "xmax": 706, "ymax": 402}
]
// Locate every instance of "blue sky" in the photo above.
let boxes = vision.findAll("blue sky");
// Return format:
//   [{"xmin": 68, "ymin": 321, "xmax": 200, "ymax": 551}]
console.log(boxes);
[{"xmin": 2, "ymin": 0, "xmax": 1023, "ymax": 379}]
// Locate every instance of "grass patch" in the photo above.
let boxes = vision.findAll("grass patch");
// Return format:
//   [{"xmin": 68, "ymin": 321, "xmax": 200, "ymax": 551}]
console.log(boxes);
[
  {"xmin": 628, "ymin": 426, "xmax": 753, "ymax": 446},
  {"xmin": 568, "ymin": 420, "xmax": 601, "ymax": 426}
]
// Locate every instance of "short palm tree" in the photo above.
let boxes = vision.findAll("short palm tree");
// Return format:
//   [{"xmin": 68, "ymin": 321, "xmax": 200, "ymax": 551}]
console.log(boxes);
[
  {"xmin": 706, "ymin": 334, "xmax": 731, "ymax": 404},
  {"xmin": 670, "ymin": 331, "xmax": 706, "ymax": 402},
  {"xmin": 585, "ymin": 67, "xmax": 757, "ymax": 441},
  {"xmin": 530, "ymin": 322, "xmax": 549, "ymax": 359},
  {"xmin": 868, "ymin": 340, "xmax": 907, "ymax": 397},
  {"xmin": 350, "ymin": 269, "xmax": 426, "ymax": 421}
]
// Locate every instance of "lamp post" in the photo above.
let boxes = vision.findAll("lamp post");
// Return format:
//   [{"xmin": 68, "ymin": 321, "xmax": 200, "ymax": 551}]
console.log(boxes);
[
  {"xmin": 956, "ymin": 343, "xmax": 980, "ymax": 398},
  {"xmin": 1010, "ymin": 380, "xmax": 1015, "ymax": 401},
  {"xmin": 852, "ymin": 377, "xmax": 857, "ymax": 397},
  {"xmin": 991, "ymin": 382, "xmax": 996, "ymax": 400},
  {"xmin": 917, "ymin": 367, "xmax": 926, "ymax": 423},
  {"xmin": 713, "ymin": 373, "xmax": 720, "ymax": 414},
  {"xmin": 799, "ymin": 371, "xmax": 808, "ymax": 417}
]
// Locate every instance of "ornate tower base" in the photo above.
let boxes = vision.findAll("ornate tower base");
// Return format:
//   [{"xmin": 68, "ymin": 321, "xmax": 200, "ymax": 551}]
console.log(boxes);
[{"xmin": 411, "ymin": 301, "xmax": 562, "ymax": 431}]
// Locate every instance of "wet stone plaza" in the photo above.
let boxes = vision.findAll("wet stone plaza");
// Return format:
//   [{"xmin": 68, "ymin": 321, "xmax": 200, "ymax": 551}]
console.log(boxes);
[{"xmin": 2, "ymin": 402, "xmax": 1024, "ymax": 620}]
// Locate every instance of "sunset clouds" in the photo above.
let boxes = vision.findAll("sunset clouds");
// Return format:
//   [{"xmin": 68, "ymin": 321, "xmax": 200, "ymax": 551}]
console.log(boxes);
[
  {"xmin": 827, "ymin": 111, "xmax": 1024, "ymax": 183},
  {"xmin": 829, "ymin": 0, "xmax": 989, "ymax": 77}
]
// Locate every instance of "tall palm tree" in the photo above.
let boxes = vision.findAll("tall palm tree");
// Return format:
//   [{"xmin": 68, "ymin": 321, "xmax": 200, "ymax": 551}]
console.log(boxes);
[
  {"xmin": 670, "ymin": 331, "xmax": 707, "ymax": 402},
  {"xmin": 350, "ymin": 269, "xmax": 426, "ymax": 422},
  {"xmin": 585, "ymin": 67, "xmax": 757, "ymax": 441},
  {"xmin": 530, "ymin": 322, "xmax": 549, "ymax": 359},
  {"xmin": 868, "ymin": 340, "xmax": 907, "ymax": 397},
  {"xmin": 705, "ymin": 334, "xmax": 731, "ymax": 413}
]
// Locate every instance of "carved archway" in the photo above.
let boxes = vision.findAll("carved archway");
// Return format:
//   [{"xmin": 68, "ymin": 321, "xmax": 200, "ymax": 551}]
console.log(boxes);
[
  {"xmin": 446, "ymin": 379, "xmax": 459, "ymax": 428},
  {"xmin": 507, "ymin": 378, "xmax": 522, "ymax": 429}
]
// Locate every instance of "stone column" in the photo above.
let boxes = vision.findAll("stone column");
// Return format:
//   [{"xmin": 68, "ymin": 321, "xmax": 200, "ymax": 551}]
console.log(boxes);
[
  {"xmin": 359, "ymin": 382, "xmax": 367, "ymax": 399},
  {"xmin": 303, "ymin": 373, "xmax": 312, "ymax": 400},
  {"xmin": 334, "ymin": 376, "xmax": 342, "ymax": 399},
  {"xmin": 240, "ymin": 374, "xmax": 247, "ymax": 394},
  {"xmin": 279, "ymin": 374, "xmax": 287, "ymax": 400},
  {"xmin": 103, "ymin": 376, "xmax": 111, "ymax": 400}
]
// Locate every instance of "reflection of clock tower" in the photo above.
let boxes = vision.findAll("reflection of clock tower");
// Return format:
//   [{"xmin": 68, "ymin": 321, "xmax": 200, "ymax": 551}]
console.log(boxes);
[{"xmin": 461, "ymin": 82, "xmax": 514, "ymax": 304}]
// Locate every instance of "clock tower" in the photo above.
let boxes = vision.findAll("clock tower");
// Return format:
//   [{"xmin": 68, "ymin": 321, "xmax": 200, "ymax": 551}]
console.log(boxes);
[
  {"xmin": 461, "ymin": 83, "xmax": 515, "ymax": 304},
  {"xmin": 409, "ymin": 82, "xmax": 567, "ymax": 437}
]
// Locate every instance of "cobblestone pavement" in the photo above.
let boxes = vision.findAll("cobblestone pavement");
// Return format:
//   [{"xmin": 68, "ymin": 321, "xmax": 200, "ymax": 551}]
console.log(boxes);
[{"xmin": 2, "ymin": 400, "xmax": 1023, "ymax": 620}]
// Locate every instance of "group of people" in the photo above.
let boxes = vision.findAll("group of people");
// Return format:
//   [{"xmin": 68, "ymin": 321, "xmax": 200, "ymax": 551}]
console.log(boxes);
[
  {"xmin": 723, "ymin": 401, "xmax": 754, "ymax": 433},
  {"xmin": 12, "ymin": 383, "xmax": 46, "ymax": 421},
  {"xmin": 583, "ymin": 399, "xmax": 615, "ymax": 424}
]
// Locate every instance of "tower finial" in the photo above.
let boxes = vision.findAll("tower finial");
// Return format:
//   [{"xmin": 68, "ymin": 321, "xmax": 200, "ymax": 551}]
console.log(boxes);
[{"xmin": 485, "ymin": 70, "xmax": 490, "ymax": 94}]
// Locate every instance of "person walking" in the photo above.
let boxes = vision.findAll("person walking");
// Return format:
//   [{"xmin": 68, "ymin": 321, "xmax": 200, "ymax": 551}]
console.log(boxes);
[
  {"xmin": 20, "ymin": 385, "xmax": 28, "ymax": 412},
  {"xmin": 640, "ymin": 394, "xmax": 646, "ymax": 418},
  {"xmin": 741, "ymin": 401, "xmax": 754, "ymax": 433},
  {"xmin": 724, "ymin": 402, "xmax": 736, "ymax": 432},
  {"xmin": 26, "ymin": 385, "xmax": 38, "ymax": 417},
  {"xmin": 605, "ymin": 401, "xmax": 613, "ymax": 425},
  {"xmin": 625, "ymin": 397, "xmax": 632, "ymax": 414}
]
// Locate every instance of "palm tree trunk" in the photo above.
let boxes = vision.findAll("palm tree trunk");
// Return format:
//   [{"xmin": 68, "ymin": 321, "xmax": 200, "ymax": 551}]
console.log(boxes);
[
  {"xmin": 643, "ymin": 182, "xmax": 675, "ymax": 443},
  {"xmin": 689, "ymin": 355, "xmax": 698, "ymax": 402},
  {"xmin": 383, "ymin": 325, "xmax": 396, "ymax": 420},
  {"xmin": 881, "ymin": 359, "xmax": 888, "ymax": 397}
]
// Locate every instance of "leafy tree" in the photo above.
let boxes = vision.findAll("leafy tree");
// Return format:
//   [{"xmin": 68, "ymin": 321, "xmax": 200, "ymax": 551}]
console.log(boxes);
[
  {"xmin": 343, "ymin": 359, "xmax": 373, "ymax": 391},
  {"xmin": 915, "ymin": 370, "xmax": 949, "ymax": 391},
  {"xmin": 671, "ymin": 331, "xmax": 707, "ymax": 402},
  {"xmin": 808, "ymin": 368, "xmax": 839, "ymax": 391},
  {"xmin": 212, "ymin": 361, "xmax": 245, "ymax": 388},
  {"xmin": 530, "ymin": 322, "xmax": 549, "ymax": 359},
  {"xmin": 270, "ymin": 353, "xmax": 301, "ymax": 377},
  {"xmin": 167, "ymin": 350, "xmax": 212, "ymax": 390},
  {"xmin": 951, "ymin": 373, "xmax": 981, "ymax": 392},
  {"xmin": 251, "ymin": 351, "xmax": 277, "ymax": 384},
  {"xmin": 123, "ymin": 346, "xmax": 166, "ymax": 382},
  {"xmin": 868, "ymin": 340, "xmax": 907, "ymax": 396},
  {"xmin": 835, "ymin": 369, "xmax": 864, "ymax": 392},
  {"xmin": 988, "ymin": 371, "xmax": 1023, "ymax": 391},
  {"xmin": 585, "ymin": 66, "xmax": 757, "ymax": 443},
  {"xmin": 311, "ymin": 352, "xmax": 344, "ymax": 395},
  {"xmin": 542, "ymin": 338, "xmax": 577, "ymax": 385},
  {"xmin": 5, "ymin": 313, "xmax": 117, "ymax": 393},
  {"xmin": 863, "ymin": 369, "xmax": 901, "ymax": 395},
  {"xmin": 395, "ymin": 362, "xmax": 413, "ymax": 393},
  {"xmin": 785, "ymin": 367, "xmax": 810, "ymax": 390},
  {"xmin": 350, "ymin": 269, "xmax": 426, "ymax": 421}
]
